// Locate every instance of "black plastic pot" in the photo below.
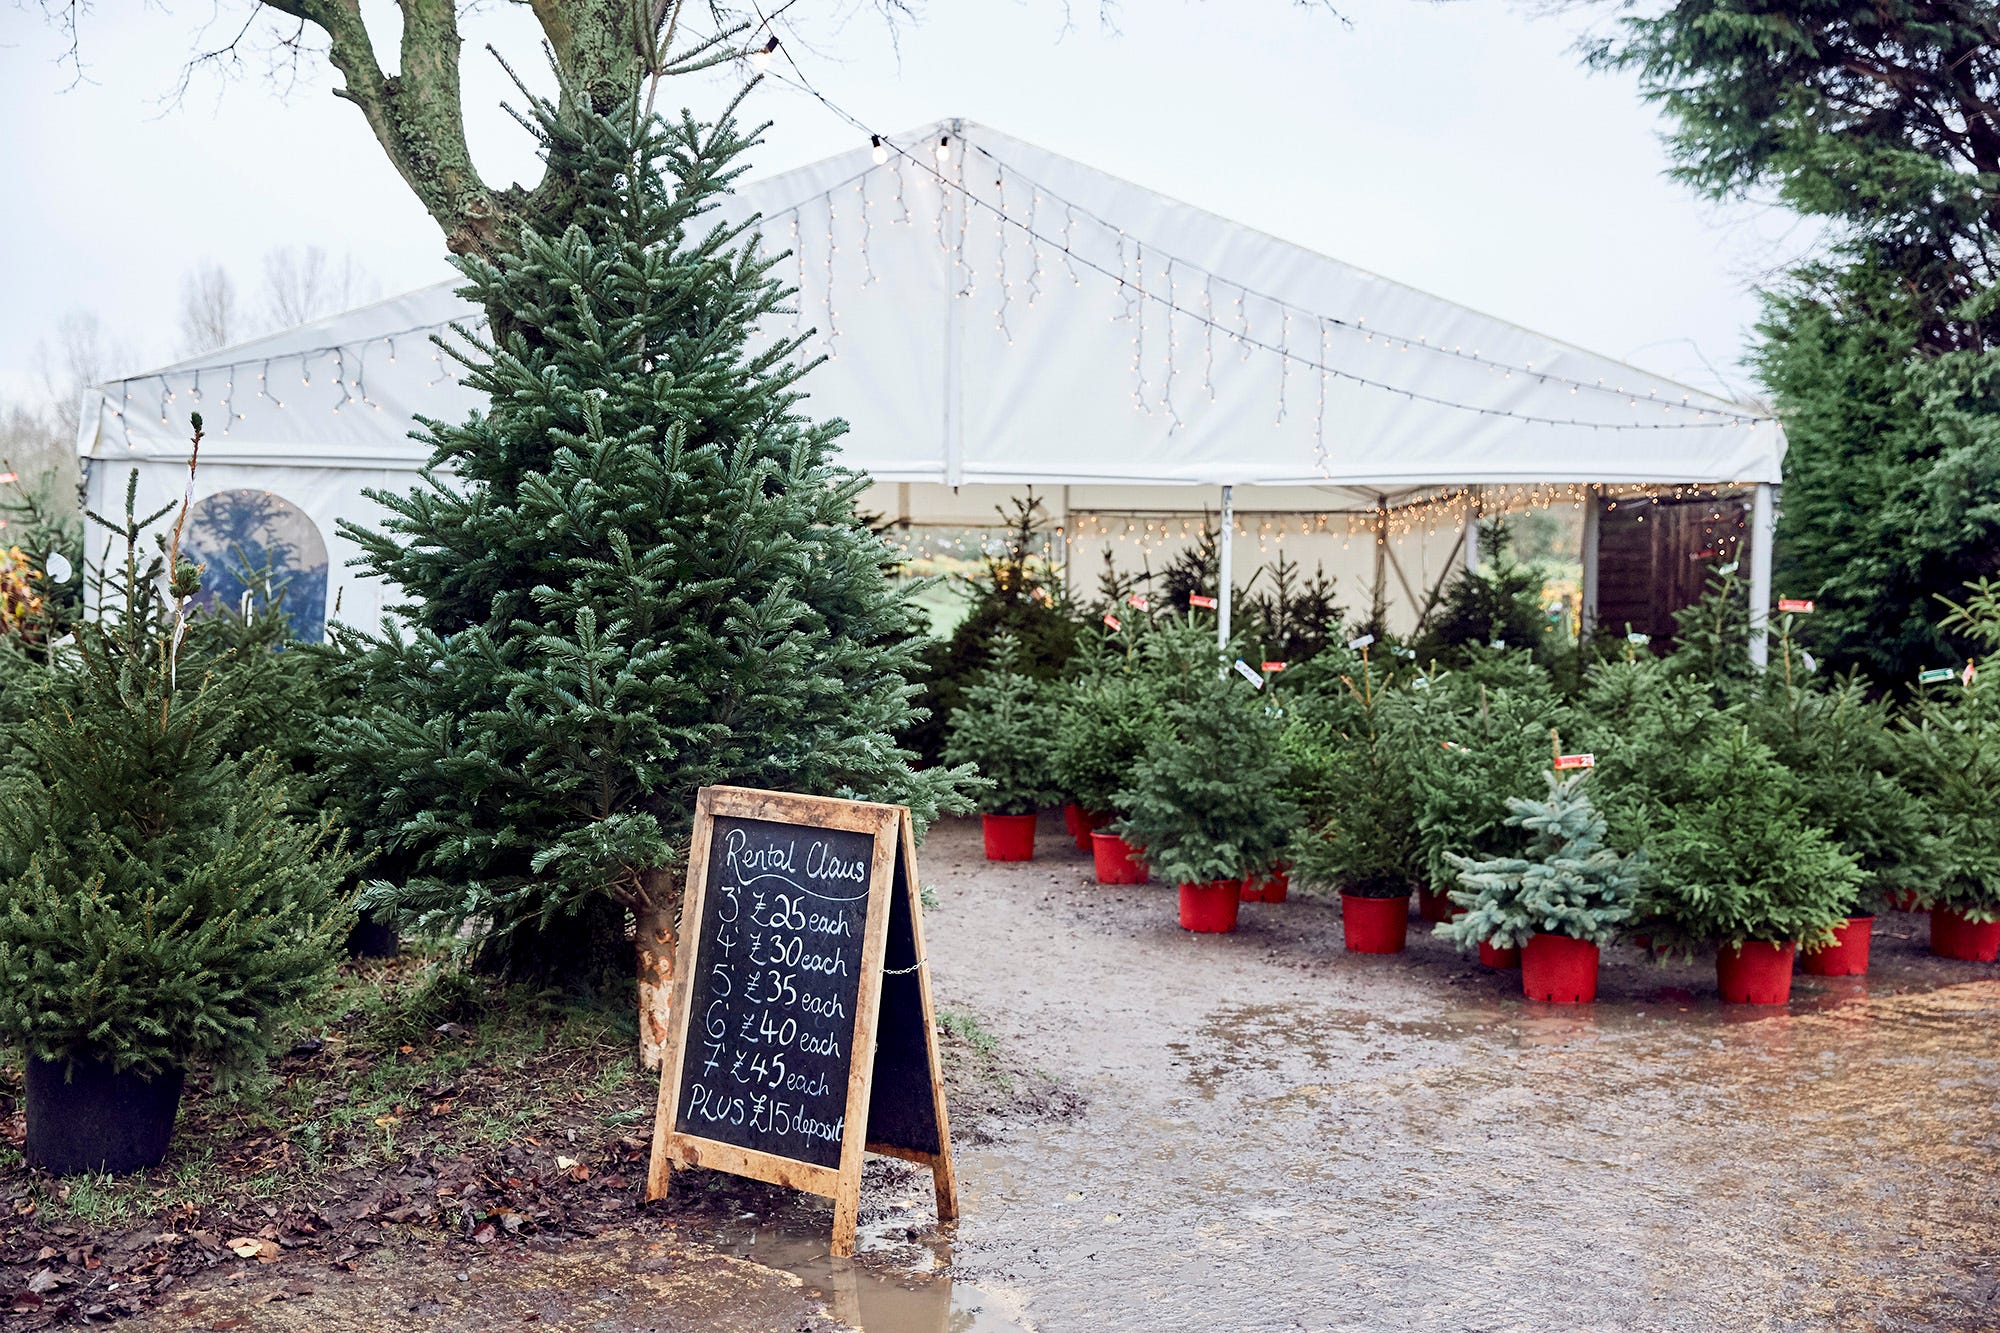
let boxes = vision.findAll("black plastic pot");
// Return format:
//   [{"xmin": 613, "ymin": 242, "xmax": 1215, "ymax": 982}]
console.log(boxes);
[
  {"xmin": 25, "ymin": 1056, "xmax": 185, "ymax": 1176},
  {"xmin": 345, "ymin": 910, "xmax": 400, "ymax": 959}
]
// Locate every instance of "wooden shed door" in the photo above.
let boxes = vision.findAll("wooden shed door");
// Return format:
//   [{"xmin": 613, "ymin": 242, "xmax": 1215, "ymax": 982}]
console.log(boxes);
[{"xmin": 1594, "ymin": 492, "xmax": 1749, "ymax": 645}]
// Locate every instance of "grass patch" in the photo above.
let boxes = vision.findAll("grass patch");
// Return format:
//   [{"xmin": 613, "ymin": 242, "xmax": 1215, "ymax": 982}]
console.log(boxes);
[
  {"xmin": 2, "ymin": 949, "xmax": 658, "ymax": 1227},
  {"xmin": 937, "ymin": 1006, "xmax": 998, "ymax": 1058}
]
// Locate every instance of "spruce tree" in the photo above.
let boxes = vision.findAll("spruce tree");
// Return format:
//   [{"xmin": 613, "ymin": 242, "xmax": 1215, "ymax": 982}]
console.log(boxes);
[
  {"xmin": 1439, "ymin": 772, "xmax": 1640, "ymax": 951},
  {"xmin": 944, "ymin": 633, "xmax": 1061, "ymax": 816},
  {"xmin": 322, "ymin": 85, "xmax": 967, "ymax": 1066},
  {"xmin": 0, "ymin": 453, "xmax": 353, "ymax": 1084}
]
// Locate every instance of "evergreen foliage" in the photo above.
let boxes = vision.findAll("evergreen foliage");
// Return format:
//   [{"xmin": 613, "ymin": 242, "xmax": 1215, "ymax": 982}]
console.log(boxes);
[
  {"xmin": 1400, "ymin": 671, "xmax": 1571, "ymax": 890},
  {"xmin": 0, "ymin": 458, "xmax": 354, "ymax": 1080},
  {"xmin": 1572, "ymin": 655, "xmax": 1739, "ymax": 856},
  {"xmin": 320, "ymin": 86, "xmax": 968, "ymax": 975},
  {"xmin": 1591, "ymin": 4, "xmax": 2000, "ymax": 686},
  {"xmin": 1662, "ymin": 565, "xmax": 1756, "ymax": 700},
  {"xmin": 1285, "ymin": 651, "xmax": 1421, "ymax": 896},
  {"xmin": 1638, "ymin": 729, "xmax": 1861, "ymax": 951},
  {"xmin": 1112, "ymin": 633, "xmax": 1298, "ymax": 887},
  {"xmin": 1411, "ymin": 523, "xmax": 1551, "ymax": 667},
  {"xmin": 1050, "ymin": 655, "xmax": 1161, "ymax": 817},
  {"xmin": 1438, "ymin": 771, "xmax": 1641, "ymax": 950},
  {"xmin": 907, "ymin": 493, "xmax": 1080, "ymax": 763},
  {"xmin": 1241, "ymin": 552, "xmax": 1344, "ymax": 665},
  {"xmin": 1894, "ymin": 580, "xmax": 2000, "ymax": 920},
  {"xmin": 1749, "ymin": 625, "xmax": 1935, "ymax": 912},
  {"xmin": 944, "ymin": 633, "xmax": 1060, "ymax": 816}
]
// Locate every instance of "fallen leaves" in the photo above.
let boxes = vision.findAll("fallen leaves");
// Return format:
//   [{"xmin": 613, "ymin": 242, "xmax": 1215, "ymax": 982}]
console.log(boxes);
[{"xmin": 223, "ymin": 1237, "xmax": 280, "ymax": 1263}]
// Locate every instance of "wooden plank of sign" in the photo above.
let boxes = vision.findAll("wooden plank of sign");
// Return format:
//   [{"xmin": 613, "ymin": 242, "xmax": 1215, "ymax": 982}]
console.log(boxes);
[
  {"xmin": 898, "ymin": 807, "xmax": 960, "ymax": 1222},
  {"xmin": 827, "ymin": 802, "xmax": 899, "ymax": 1256}
]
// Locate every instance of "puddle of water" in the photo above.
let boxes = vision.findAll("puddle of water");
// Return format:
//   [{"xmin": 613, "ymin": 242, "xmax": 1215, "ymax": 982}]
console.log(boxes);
[{"xmin": 711, "ymin": 1218, "xmax": 1032, "ymax": 1333}]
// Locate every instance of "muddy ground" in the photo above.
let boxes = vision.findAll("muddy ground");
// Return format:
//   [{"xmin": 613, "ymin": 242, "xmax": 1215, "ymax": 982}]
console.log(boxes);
[{"xmin": 11, "ymin": 811, "xmax": 2000, "ymax": 1331}]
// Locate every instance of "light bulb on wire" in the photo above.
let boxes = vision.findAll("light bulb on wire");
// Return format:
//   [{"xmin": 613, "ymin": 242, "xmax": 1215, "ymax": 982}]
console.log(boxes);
[
  {"xmin": 871, "ymin": 134, "xmax": 888, "ymax": 165},
  {"xmin": 750, "ymin": 36, "xmax": 778, "ymax": 71},
  {"xmin": 935, "ymin": 134, "xmax": 951, "ymax": 163}
]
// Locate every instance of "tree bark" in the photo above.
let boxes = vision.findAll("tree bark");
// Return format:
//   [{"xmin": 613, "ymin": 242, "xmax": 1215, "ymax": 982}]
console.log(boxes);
[{"xmin": 634, "ymin": 870, "xmax": 680, "ymax": 1071}]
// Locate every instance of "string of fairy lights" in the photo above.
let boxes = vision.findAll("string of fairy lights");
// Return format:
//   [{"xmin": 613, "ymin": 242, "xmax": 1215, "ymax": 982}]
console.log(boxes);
[
  {"xmin": 97, "ymin": 33, "xmax": 1775, "ymax": 577},
  {"xmin": 881, "ymin": 481, "xmax": 1752, "ymax": 565}
]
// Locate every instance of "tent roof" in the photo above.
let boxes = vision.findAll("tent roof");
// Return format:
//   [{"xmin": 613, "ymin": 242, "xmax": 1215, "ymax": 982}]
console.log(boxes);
[{"xmin": 80, "ymin": 118, "xmax": 1782, "ymax": 497}]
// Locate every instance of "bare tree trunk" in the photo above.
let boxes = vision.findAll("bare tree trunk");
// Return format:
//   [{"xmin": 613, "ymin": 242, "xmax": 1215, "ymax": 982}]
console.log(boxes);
[{"xmin": 635, "ymin": 870, "xmax": 680, "ymax": 1071}]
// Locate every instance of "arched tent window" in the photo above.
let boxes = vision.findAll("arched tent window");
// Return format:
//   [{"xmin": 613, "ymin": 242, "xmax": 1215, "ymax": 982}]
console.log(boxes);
[{"xmin": 182, "ymin": 489, "xmax": 330, "ymax": 642}]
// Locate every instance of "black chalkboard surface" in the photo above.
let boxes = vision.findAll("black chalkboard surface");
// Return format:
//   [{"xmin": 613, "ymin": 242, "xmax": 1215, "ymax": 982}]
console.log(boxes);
[
  {"xmin": 673, "ymin": 815, "xmax": 875, "ymax": 1168},
  {"xmin": 647, "ymin": 786, "xmax": 957, "ymax": 1257}
]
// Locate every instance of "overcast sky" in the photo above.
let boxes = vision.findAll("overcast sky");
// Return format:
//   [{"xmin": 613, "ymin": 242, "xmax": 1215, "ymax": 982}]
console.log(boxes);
[{"xmin": 1, "ymin": 0, "xmax": 1802, "ymax": 415}]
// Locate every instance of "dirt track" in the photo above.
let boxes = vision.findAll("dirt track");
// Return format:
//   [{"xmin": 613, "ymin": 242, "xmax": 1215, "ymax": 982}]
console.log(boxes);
[
  {"xmin": 906, "ymin": 813, "xmax": 2000, "ymax": 1332},
  {"xmin": 126, "ymin": 811, "xmax": 2000, "ymax": 1331}
]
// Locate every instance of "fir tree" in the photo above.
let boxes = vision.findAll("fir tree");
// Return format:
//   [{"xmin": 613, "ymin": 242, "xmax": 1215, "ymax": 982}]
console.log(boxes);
[
  {"xmin": 1115, "ymin": 624, "xmax": 1300, "ymax": 886},
  {"xmin": 0, "ymin": 450, "xmax": 353, "ymax": 1083},
  {"xmin": 1439, "ymin": 771, "xmax": 1640, "ymax": 951},
  {"xmin": 321, "ymin": 86, "xmax": 968, "ymax": 1066},
  {"xmin": 1285, "ymin": 648, "xmax": 1421, "ymax": 897},
  {"xmin": 1895, "ymin": 580, "xmax": 2000, "ymax": 921},
  {"xmin": 906, "ymin": 492, "xmax": 1079, "ymax": 763},
  {"xmin": 1639, "ymin": 729, "xmax": 1860, "ymax": 952},
  {"xmin": 1050, "ymin": 653, "xmax": 1163, "ymax": 818},
  {"xmin": 944, "ymin": 632, "xmax": 1060, "ymax": 816}
]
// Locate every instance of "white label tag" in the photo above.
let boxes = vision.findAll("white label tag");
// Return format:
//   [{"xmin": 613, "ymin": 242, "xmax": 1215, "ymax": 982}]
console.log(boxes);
[
  {"xmin": 1233, "ymin": 659, "xmax": 1266, "ymax": 690},
  {"xmin": 1347, "ymin": 633, "xmax": 1375, "ymax": 650}
]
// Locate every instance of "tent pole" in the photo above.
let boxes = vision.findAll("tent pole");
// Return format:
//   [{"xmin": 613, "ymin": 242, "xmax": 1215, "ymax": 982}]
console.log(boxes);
[
  {"xmin": 941, "ymin": 120, "xmax": 966, "ymax": 489},
  {"xmin": 1218, "ymin": 485, "xmax": 1234, "ymax": 655},
  {"xmin": 1748, "ymin": 481, "xmax": 1776, "ymax": 669},
  {"xmin": 1465, "ymin": 488, "xmax": 1481, "ymax": 573},
  {"xmin": 1580, "ymin": 485, "xmax": 1601, "ymax": 645}
]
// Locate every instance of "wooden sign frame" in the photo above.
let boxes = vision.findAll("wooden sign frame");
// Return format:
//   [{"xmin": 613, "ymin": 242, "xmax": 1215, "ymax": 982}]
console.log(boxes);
[{"xmin": 645, "ymin": 785, "xmax": 958, "ymax": 1256}]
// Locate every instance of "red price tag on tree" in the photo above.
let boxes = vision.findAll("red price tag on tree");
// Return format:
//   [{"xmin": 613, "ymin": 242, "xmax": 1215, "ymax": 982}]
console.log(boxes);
[
  {"xmin": 1777, "ymin": 598, "xmax": 1815, "ymax": 613},
  {"xmin": 1188, "ymin": 594, "xmax": 1217, "ymax": 609},
  {"xmin": 1554, "ymin": 753, "xmax": 1595, "ymax": 771},
  {"xmin": 1261, "ymin": 661, "xmax": 1287, "ymax": 673},
  {"xmin": 1102, "ymin": 613, "xmax": 1121, "ymax": 631}
]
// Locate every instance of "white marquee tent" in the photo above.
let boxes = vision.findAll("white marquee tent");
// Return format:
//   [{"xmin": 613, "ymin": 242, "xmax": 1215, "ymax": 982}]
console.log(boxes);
[{"xmin": 77, "ymin": 117, "xmax": 1785, "ymax": 652}]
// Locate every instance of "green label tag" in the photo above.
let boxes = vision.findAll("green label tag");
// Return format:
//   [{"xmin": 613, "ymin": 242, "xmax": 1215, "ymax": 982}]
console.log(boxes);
[{"xmin": 1918, "ymin": 667, "xmax": 1955, "ymax": 684}]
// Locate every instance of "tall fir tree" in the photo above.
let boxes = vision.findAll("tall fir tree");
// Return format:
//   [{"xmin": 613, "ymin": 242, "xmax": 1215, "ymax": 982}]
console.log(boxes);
[{"xmin": 322, "ymin": 82, "xmax": 968, "ymax": 1066}]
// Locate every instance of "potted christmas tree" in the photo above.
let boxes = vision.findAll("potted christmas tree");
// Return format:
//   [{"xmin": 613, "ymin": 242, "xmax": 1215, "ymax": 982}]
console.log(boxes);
[
  {"xmin": 1896, "ymin": 583, "xmax": 2000, "ymax": 961},
  {"xmin": 1288, "ymin": 652, "xmax": 1422, "ymax": 952},
  {"xmin": 947, "ymin": 632, "xmax": 1063, "ymax": 860},
  {"xmin": 1752, "ymin": 628, "xmax": 1934, "ymax": 976},
  {"xmin": 1114, "ymin": 643, "xmax": 1298, "ymax": 933},
  {"xmin": 1052, "ymin": 665, "xmax": 1160, "ymax": 882},
  {"xmin": 1640, "ymin": 730, "xmax": 1860, "ymax": 1003},
  {"xmin": 1402, "ymin": 671, "xmax": 1570, "ymax": 931},
  {"xmin": 0, "ymin": 452, "xmax": 355, "ymax": 1174},
  {"xmin": 1440, "ymin": 772, "xmax": 1640, "ymax": 998}
]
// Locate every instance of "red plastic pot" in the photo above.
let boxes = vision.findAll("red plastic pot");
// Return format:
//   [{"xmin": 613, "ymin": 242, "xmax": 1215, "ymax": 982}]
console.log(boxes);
[
  {"xmin": 1932, "ymin": 907, "xmax": 2000, "ymax": 962},
  {"xmin": 1717, "ymin": 940, "xmax": 1798, "ymax": 1004},
  {"xmin": 981, "ymin": 812, "xmax": 1037, "ymax": 862},
  {"xmin": 1178, "ymin": 880, "xmax": 1241, "ymax": 933},
  {"xmin": 1802, "ymin": 916, "xmax": 1874, "ymax": 977},
  {"xmin": 1478, "ymin": 939, "xmax": 1520, "ymax": 969},
  {"xmin": 1341, "ymin": 893, "xmax": 1409, "ymax": 954},
  {"xmin": 1521, "ymin": 934, "xmax": 1599, "ymax": 1003},
  {"xmin": 1416, "ymin": 884, "xmax": 1461, "ymax": 923},
  {"xmin": 1061, "ymin": 803, "xmax": 1107, "ymax": 852},
  {"xmin": 1089, "ymin": 830, "xmax": 1149, "ymax": 885},
  {"xmin": 1240, "ymin": 864, "xmax": 1291, "ymax": 904}
]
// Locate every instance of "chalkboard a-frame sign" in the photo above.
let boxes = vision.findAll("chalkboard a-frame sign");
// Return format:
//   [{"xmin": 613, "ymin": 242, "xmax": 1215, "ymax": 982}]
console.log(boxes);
[{"xmin": 645, "ymin": 785, "xmax": 958, "ymax": 1255}]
